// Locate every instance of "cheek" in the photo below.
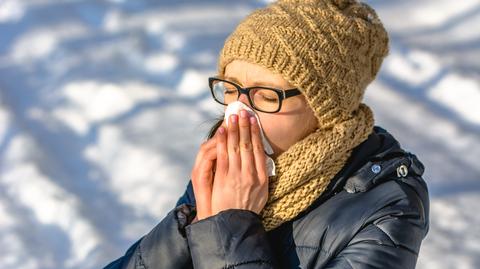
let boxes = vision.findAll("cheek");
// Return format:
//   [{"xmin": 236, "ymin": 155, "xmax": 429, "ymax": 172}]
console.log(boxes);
[
  {"xmin": 258, "ymin": 115, "xmax": 279, "ymax": 137},
  {"xmin": 258, "ymin": 116, "xmax": 295, "ymax": 145},
  {"xmin": 259, "ymin": 112, "xmax": 316, "ymax": 151},
  {"xmin": 260, "ymin": 121, "xmax": 279, "ymax": 139}
]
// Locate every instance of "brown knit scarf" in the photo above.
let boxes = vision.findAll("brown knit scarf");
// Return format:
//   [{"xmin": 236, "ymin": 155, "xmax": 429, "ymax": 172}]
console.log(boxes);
[{"xmin": 260, "ymin": 104, "xmax": 374, "ymax": 231}]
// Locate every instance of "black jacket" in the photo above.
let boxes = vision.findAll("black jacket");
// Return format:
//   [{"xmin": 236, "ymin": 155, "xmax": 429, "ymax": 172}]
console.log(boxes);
[{"xmin": 104, "ymin": 126, "xmax": 430, "ymax": 269}]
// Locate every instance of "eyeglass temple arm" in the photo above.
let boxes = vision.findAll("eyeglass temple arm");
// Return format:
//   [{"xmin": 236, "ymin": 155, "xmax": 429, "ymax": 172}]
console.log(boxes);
[{"xmin": 284, "ymin": 88, "xmax": 301, "ymax": 98}]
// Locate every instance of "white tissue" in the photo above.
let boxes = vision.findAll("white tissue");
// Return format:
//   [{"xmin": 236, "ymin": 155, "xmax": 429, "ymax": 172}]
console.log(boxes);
[{"xmin": 224, "ymin": 101, "xmax": 276, "ymax": 177}]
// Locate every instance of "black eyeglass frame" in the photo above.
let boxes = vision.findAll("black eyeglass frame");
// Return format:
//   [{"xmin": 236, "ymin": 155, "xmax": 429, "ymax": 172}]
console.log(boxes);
[{"xmin": 208, "ymin": 77, "xmax": 302, "ymax": 113}]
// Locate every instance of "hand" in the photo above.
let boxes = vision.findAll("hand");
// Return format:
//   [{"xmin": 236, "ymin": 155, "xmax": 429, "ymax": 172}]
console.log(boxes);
[
  {"xmin": 190, "ymin": 131, "xmax": 218, "ymax": 220},
  {"xmin": 190, "ymin": 110, "xmax": 269, "ymax": 221}
]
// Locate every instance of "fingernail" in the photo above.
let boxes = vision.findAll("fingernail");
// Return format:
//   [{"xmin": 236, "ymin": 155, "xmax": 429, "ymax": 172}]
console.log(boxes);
[
  {"xmin": 218, "ymin": 127, "xmax": 225, "ymax": 134},
  {"xmin": 240, "ymin": 110, "xmax": 248, "ymax": 118},
  {"xmin": 249, "ymin": 116, "xmax": 256, "ymax": 125},
  {"xmin": 231, "ymin": 114, "xmax": 238, "ymax": 124}
]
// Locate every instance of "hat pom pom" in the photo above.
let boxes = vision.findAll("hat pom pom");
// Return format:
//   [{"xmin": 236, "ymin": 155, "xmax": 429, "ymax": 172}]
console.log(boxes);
[
  {"xmin": 329, "ymin": 0, "xmax": 357, "ymax": 10},
  {"xmin": 329, "ymin": 0, "xmax": 381, "ymax": 24}
]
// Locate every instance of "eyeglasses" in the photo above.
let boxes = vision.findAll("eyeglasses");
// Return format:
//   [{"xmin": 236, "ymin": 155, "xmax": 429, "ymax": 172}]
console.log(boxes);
[{"xmin": 208, "ymin": 77, "xmax": 302, "ymax": 113}]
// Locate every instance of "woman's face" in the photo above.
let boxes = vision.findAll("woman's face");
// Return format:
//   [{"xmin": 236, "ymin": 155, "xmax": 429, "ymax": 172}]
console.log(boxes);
[{"xmin": 223, "ymin": 60, "xmax": 318, "ymax": 159}]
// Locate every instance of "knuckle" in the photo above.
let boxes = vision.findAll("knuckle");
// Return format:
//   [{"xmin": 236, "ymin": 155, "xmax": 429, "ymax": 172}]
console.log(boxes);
[
  {"xmin": 244, "ymin": 167, "xmax": 256, "ymax": 177},
  {"xmin": 259, "ymin": 175, "xmax": 268, "ymax": 184},
  {"xmin": 206, "ymin": 138, "xmax": 215, "ymax": 145},
  {"xmin": 240, "ymin": 141, "xmax": 253, "ymax": 151},
  {"xmin": 218, "ymin": 151, "xmax": 228, "ymax": 160},
  {"xmin": 241, "ymin": 178, "xmax": 255, "ymax": 188},
  {"xmin": 253, "ymin": 143, "xmax": 263, "ymax": 153},
  {"xmin": 232, "ymin": 145, "xmax": 240, "ymax": 154}
]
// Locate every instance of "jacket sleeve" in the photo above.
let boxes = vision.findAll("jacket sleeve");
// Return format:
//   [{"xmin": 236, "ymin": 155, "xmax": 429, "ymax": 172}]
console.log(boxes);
[
  {"xmin": 322, "ymin": 181, "xmax": 429, "ymax": 269},
  {"xmin": 103, "ymin": 181, "xmax": 196, "ymax": 269},
  {"xmin": 186, "ymin": 209, "xmax": 277, "ymax": 269}
]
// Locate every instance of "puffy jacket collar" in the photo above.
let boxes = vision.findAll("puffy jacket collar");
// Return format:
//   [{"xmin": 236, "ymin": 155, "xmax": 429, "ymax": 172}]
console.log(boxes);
[
  {"xmin": 340, "ymin": 126, "xmax": 425, "ymax": 194},
  {"xmin": 293, "ymin": 126, "xmax": 426, "ymax": 221}
]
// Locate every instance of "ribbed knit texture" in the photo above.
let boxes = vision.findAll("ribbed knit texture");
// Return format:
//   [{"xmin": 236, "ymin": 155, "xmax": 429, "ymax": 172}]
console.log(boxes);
[{"xmin": 217, "ymin": 0, "xmax": 389, "ymax": 231}]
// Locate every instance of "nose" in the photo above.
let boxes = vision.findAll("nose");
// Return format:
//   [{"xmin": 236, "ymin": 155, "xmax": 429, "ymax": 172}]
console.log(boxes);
[{"xmin": 237, "ymin": 93, "xmax": 253, "ymax": 109}]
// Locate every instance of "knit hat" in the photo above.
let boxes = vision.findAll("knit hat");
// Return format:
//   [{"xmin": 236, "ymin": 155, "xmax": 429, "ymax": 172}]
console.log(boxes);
[
  {"xmin": 218, "ymin": 0, "xmax": 389, "ymax": 129},
  {"xmin": 215, "ymin": 0, "xmax": 390, "ymax": 230}
]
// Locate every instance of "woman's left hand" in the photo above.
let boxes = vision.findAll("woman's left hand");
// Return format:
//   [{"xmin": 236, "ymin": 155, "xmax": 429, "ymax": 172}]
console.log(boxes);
[{"xmin": 192, "ymin": 109, "xmax": 269, "ymax": 222}]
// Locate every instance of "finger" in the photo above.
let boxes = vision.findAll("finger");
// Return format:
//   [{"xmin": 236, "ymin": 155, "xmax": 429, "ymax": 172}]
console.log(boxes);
[
  {"xmin": 215, "ymin": 126, "xmax": 228, "ymax": 178},
  {"xmin": 193, "ymin": 137, "xmax": 217, "ymax": 169},
  {"xmin": 238, "ymin": 110, "xmax": 255, "ymax": 175},
  {"xmin": 193, "ymin": 144, "xmax": 217, "ymax": 219},
  {"xmin": 227, "ymin": 114, "xmax": 240, "ymax": 172},
  {"xmin": 250, "ymin": 115, "xmax": 268, "ymax": 182},
  {"xmin": 193, "ymin": 138, "xmax": 216, "ymax": 165},
  {"xmin": 199, "ymin": 144, "xmax": 218, "ymax": 169},
  {"xmin": 197, "ymin": 131, "xmax": 221, "ymax": 174}
]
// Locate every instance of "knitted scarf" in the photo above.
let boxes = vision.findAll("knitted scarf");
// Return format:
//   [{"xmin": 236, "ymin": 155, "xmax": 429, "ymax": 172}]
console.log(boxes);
[{"xmin": 260, "ymin": 103, "xmax": 374, "ymax": 231}]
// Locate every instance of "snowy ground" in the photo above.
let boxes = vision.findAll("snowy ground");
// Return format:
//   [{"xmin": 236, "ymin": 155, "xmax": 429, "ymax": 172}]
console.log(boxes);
[{"xmin": 0, "ymin": 0, "xmax": 479, "ymax": 268}]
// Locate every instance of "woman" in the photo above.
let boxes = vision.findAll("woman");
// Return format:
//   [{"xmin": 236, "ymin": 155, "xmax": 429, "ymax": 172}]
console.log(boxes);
[{"xmin": 105, "ymin": 0, "xmax": 429, "ymax": 268}]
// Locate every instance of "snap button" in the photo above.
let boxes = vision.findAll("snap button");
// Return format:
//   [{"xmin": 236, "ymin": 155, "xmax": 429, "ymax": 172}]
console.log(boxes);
[
  {"xmin": 397, "ymin": 164, "xmax": 409, "ymax": 178},
  {"xmin": 371, "ymin": 164, "xmax": 381, "ymax": 174}
]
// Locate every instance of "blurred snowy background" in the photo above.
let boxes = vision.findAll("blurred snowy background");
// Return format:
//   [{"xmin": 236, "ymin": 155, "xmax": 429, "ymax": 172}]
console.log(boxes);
[{"xmin": 0, "ymin": 0, "xmax": 479, "ymax": 268}]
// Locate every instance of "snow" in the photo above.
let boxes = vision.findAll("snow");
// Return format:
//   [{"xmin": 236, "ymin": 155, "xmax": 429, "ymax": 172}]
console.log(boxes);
[
  {"xmin": 0, "ymin": 0, "xmax": 24, "ymax": 23},
  {"xmin": 384, "ymin": 49, "xmax": 442, "ymax": 87},
  {"xmin": 428, "ymin": 74, "xmax": 480, "ymax": 125},
  {"xmin": 0, "ymin": 1, "xmax": 479, "ymax": 269}
]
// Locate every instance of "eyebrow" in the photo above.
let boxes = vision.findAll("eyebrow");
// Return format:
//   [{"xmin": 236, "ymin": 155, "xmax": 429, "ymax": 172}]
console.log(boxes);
[{"xmin": 222, "ymin": 75, "xmax": 286, "ymax": 89}]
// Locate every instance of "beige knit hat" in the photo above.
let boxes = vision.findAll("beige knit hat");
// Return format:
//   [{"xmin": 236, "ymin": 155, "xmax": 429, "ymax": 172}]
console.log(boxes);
[{"xmin": 217, "ymin": 0, "xmax": 389, "ymax": 129}]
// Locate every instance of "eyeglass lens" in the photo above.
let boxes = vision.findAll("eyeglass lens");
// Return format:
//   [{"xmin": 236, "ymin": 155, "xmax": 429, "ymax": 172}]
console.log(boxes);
[{"xmin": 212, "ymin": 80, "xmax": 280, "ymax": 112}]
